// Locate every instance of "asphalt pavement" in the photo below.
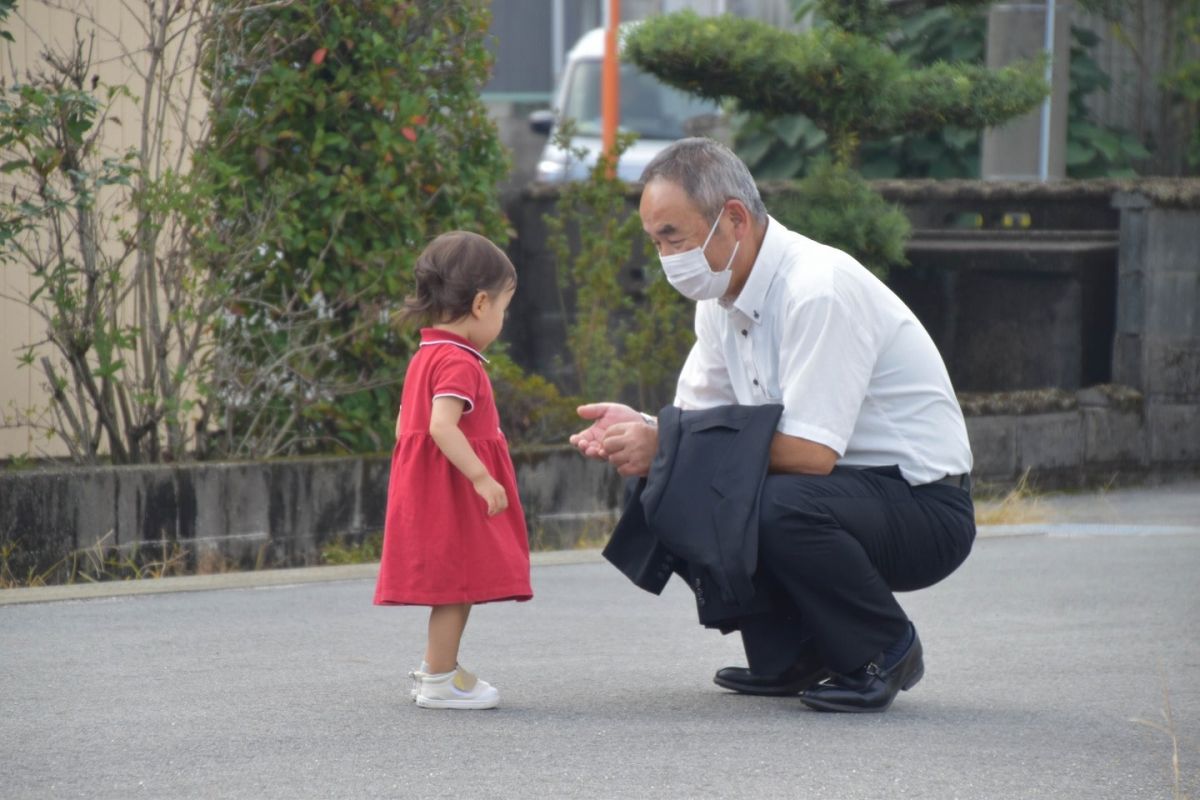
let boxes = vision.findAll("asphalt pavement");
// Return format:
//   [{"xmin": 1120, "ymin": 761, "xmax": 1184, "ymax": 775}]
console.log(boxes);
[{"xmin": 2, "ymin": 480, "xmax": 1198, "ymax": 799}]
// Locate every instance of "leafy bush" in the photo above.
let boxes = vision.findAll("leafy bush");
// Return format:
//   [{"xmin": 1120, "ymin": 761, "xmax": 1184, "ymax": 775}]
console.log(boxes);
[
  {"xmin": 770, "ymin": 160, "xmax": 911, "ymax": 278},
  {"xmin": 1065, "ymin": 26, "xmax": 1152, "ymax": 177},
  {"xmin": 625, "ymin": 9, "xmax": 1046, "ymax": 167},
  {"xmin": 736, "ymin": 5, "xmax": 1153, "ymax": 181},
  {"xmin": 0, "ymin": 0, "xmax": 217, "ymax": 463},
  {"xmin": 543, "ymin": 124, "xmax": 694, "ymax": 412},
  {"xmin": 858, "ymin": 6, "xmax": 989, "ymax": 179},
  {"xmin": 487, "ymin": 349, "xmax": 581, "ymax": 446},
  {"xmin": 197, "ymin": 1, "xmax": 509, "ymax": 457}
]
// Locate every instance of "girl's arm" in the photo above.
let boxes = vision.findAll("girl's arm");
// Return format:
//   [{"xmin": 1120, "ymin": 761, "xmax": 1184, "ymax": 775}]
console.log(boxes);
[{"xmin": 428, "ymin": 396, "xmax": 508, "ymax": 516}]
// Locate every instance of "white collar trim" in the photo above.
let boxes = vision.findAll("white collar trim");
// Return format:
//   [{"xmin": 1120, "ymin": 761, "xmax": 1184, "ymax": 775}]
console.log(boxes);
[{"xmin": 419, "ymin": 339, "xmax": 489, "ymax": 363}]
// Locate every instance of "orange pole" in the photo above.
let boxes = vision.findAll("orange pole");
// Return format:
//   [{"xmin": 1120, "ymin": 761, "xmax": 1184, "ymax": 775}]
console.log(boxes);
[{"xmin": 601, "ymin": 0, "xmax": 620, "ymax": 179}]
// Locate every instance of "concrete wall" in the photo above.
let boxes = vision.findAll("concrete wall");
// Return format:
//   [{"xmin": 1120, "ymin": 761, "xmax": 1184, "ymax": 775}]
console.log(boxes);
[
  {"xmin": 964, "ymin": 385, "xmax": 1152, "ymax": 486},
  {"xmin": 0, "ymin": 448, "xmax": 622, "ymax": 583}
]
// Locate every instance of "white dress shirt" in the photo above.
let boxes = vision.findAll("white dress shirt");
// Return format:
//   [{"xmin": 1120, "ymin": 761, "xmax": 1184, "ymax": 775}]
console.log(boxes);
[{"xmin": 674, "ymin": 216, "xmax": 973, "ymax": 485}]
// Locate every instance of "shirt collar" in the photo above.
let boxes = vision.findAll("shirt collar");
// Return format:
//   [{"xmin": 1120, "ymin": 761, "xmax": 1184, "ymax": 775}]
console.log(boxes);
[
  {"xmin": 724, "ymin": 215, "xmax": 785, "ymax": 324},
  {"xmin": 418, "ymin": 327, "xmax": 488, "ymax": 363}
]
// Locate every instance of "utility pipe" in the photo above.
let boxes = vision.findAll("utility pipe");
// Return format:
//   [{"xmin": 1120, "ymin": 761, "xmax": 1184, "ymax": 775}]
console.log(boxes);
[
  {"xmin": 601, "ymin": 0, "xmax": 620, "ymax": 178},
  {"xmin": 1038, "ymin": 0, "xmax": 1056, "ymax": 181}
]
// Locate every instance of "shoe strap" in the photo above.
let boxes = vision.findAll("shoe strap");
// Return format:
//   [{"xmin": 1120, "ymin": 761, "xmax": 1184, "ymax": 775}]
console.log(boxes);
[{"xmin": 453, "ymin": 665, "xmax": 478, "ymax": 692}]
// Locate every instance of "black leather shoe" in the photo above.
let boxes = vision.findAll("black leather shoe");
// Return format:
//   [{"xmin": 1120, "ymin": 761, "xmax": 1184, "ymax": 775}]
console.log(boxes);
[
  {"xmin": 799, "ymin": 628, "xmax": 924, "ymax": 713},
  {"xmin": 713, "ymin": 655, "xmax": 829, "ymax": 696}
]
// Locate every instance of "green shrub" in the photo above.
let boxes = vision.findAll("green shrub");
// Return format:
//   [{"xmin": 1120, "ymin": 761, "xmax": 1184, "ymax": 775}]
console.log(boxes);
[
  {"xmin": 736, "ymin": 5, "xmax": 1153, "ymax": 181},
  {"xmin": 321, "ymin": 532, "xmax": 383, "ymax": 566},
  {"xmin": 543, "ymin": 125, "xmax": 694, "ymax": 412},
  {"xmin": 1065, "ymin": 26, "xmax": 1152, "ymax": 177},
  {"xmin": 770, "ymin": 160, "xmax": 911, "ymax": 278},
  {"xmin": 0, "ymin": 0, "xmax": 217, "ymax": 463},
  {"xmin": 625, "ymin": 9, "xmax": 1045, "ymax": 167},
  {"xmin": 196, "ymin": 1, "xmax": 509, "ymax": 457},
  {"xmin": 487, "ymin": 349, "xmax": 582, "ymax": 446}
]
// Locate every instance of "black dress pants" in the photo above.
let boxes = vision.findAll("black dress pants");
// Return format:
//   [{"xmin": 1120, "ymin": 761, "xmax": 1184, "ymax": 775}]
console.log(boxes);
[{"xmin": 741, "ymin": 466, "xmax": 975, "ymax": 676}]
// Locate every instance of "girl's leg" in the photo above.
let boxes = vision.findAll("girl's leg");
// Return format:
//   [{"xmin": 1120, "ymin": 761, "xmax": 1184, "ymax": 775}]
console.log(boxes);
[{"xmin": 424, "ymin": 603, "xmax": 471, "ymax": 673}]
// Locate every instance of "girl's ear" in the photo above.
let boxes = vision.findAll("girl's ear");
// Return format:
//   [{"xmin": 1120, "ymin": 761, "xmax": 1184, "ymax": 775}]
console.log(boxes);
[{"xmin": 471, "ymin": 290, "xmax": 489, "ymax": 318}]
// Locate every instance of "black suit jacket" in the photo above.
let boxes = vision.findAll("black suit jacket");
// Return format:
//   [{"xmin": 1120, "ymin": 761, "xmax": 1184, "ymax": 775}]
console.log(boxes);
[{"xmin": 602, "ymin": 404, "xmax": 782, "ymax": 627}]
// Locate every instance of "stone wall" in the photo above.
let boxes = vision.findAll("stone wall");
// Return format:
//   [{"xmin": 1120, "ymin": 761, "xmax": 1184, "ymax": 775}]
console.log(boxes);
[
  {"xmin": 963, "ymin": 385, "xmax": 1155, "ymax": 487},
  {"xmin": 0, "ymin": 449, "xmax": 621, "ymax": 582}
]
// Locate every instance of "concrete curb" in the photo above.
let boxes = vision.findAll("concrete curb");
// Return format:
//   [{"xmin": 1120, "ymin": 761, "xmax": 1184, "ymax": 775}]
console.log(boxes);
[
  {"xmin": 0, "ymin": 548, "xmax": 605, "ymax": 607},
  {"xmin": 5, "ymin": 522, "xmax": 1198, "ymax": 607},
  {"xmin": 978, "ymin": 522, "xmax": 1200, "ymax": 538}
]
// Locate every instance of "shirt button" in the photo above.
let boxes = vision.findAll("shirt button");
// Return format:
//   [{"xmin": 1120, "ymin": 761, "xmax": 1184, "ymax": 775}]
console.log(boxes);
[
  {"xmin": 740, "ymin": 329, "xmax": 748, "ymax": 337},
  {"xmin": 753, "ymin": 379, "xmax": 759, "ymax": 386}
]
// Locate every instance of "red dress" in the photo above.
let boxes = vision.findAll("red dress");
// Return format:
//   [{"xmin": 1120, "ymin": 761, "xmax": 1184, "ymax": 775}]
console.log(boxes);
[{"xmin": 374, "ymin": 329, "xmax": 532, "ymax": 606}]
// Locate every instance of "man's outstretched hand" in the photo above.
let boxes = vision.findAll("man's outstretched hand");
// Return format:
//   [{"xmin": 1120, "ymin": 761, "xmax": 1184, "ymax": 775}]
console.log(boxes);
[
  {"xmin": 569, "ymin": 402, "xmax": 658, "ymax": 477},
  {"xmin": 569, "ymin": 403, "xmax": 641, "ymax": 459}
]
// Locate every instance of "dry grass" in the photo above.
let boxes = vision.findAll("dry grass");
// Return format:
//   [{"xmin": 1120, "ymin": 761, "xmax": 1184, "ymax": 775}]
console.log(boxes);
[
  {"xmin": 974, "ymin": 469, "xmax": 1047, "ymax": 526},
  {"xmin": 1132, "ymin": 664, "xmax": 1196, "ymax": 800},
  {"xmin": 195, "ymin": 548, "xmax": 240, "ymax": 576},
  {"xmin": 0, "ymin": 531, "xmax": 190, "ymax": 589}
]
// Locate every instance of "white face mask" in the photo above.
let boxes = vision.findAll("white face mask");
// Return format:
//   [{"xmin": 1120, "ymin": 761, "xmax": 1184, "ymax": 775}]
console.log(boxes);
[{"xmin": 659, "ymin": 208, "xmax": 740, "ymax": 301}]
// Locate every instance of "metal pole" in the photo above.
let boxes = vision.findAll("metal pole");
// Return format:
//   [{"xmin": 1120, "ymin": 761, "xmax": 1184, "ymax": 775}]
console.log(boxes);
[
  {"xmin": 1038, "ymin": 0, "xmax": 1056, "ymax": 181},
  {"xmin": 601, "ymin": 0, "xmax": 621, "ymax": 178},
  {"xmin": 552, "ymin": 0, "xmax": 564, "ymax": 85}
]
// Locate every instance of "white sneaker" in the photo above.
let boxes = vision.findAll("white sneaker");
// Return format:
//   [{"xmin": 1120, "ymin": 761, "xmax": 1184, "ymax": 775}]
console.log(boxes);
[
  {"xmin": 414, "ymin": 665, "xmax": 500, "ymax": 710},
  {"xmin": 408, "ymin": 669, "xmax": 428, "ymax": 702}
]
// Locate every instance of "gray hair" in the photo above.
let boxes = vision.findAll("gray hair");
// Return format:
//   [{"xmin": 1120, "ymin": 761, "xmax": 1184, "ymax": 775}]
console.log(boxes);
[{"xmin": 639, "ymin": 137, "xmax": 768, "ymax": 225}]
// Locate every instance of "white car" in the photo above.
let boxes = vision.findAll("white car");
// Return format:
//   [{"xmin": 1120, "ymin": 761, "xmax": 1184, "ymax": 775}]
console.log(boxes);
[{"xmin": 529, "ymin": 25, "xmax": 724, "ymax": 183}]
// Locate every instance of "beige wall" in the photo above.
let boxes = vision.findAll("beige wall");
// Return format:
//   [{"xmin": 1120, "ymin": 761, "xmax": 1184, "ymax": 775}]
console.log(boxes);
[{"xmin": 1, "ymin": 0, "xmax": 208, "ymax": 460}]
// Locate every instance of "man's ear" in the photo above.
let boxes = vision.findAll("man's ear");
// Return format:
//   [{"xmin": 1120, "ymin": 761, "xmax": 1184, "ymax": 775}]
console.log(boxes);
[
  {"xmin": 726, "ymin": 199, "xmax": 750, "ymax": 231},
  {"xmin": 471, "ymin": 290, "xmax": 489, "ymax": 318}
]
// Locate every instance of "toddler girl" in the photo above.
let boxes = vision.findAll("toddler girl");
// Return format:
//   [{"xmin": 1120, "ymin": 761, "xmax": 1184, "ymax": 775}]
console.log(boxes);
[{"xmin": 374, "ymin": 231, "xmax": 532, "ymax": 710}]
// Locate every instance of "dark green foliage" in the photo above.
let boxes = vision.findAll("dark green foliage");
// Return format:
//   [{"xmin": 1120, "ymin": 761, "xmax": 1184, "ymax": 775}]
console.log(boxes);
[
  {"xmin": 197, "ymin": 1, "xmax": 509, "ymax": 456},
  {"xmin": 487, "ymin": 349, "xmax": 581, "ymax": 446},
  {"xmin": 0, "ymin": 0, "xmax": 14, "ymax": 41},
  {"xmin": 816, "ymin": 0, "xmax": 897, "ymax": 39},
  {"xmin": 770, "ymin": 160, "xmax": 912, "ymax": 277},
  {"xmin": 815, "ymin": 0, "xmax": 994, "ymax": 39},
  {"xmin": 1065, "ymin": 26, "xmax": 1152, "ymax": 177},
  {"xmin": 734, "ymin": 113, "xmax": 829, "ymax": 180},
  {"xmin": 544, "ymin": 126, "xmax": 695, "ymax": 412},
  {"xmin": 1157, "ymin": 4, "xmax": 1200, "ymax": 172},
  {"xmin": 738, "ymin": 7, "xmax": 1153, "ymax": 181},
  {"xmin": 624, "ymin": 10, "xmax": 1046, "ymax": 165},
  {"xmin": 1034, "ymin": 0, "xmax": 1197, "ymax": 175},
  {"xmin": 858, "ymin": 6, "xmax": 988, "ymax": 178},
  {"xmin": 737, "ymin": 4, "xmax": 991, "ymax": 179}
]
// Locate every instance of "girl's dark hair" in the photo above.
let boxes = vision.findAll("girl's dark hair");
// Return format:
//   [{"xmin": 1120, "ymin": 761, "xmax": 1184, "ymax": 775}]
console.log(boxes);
[{"xmin": 400, "ymin": 231, "xmax": 517, "ymax": 326}]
